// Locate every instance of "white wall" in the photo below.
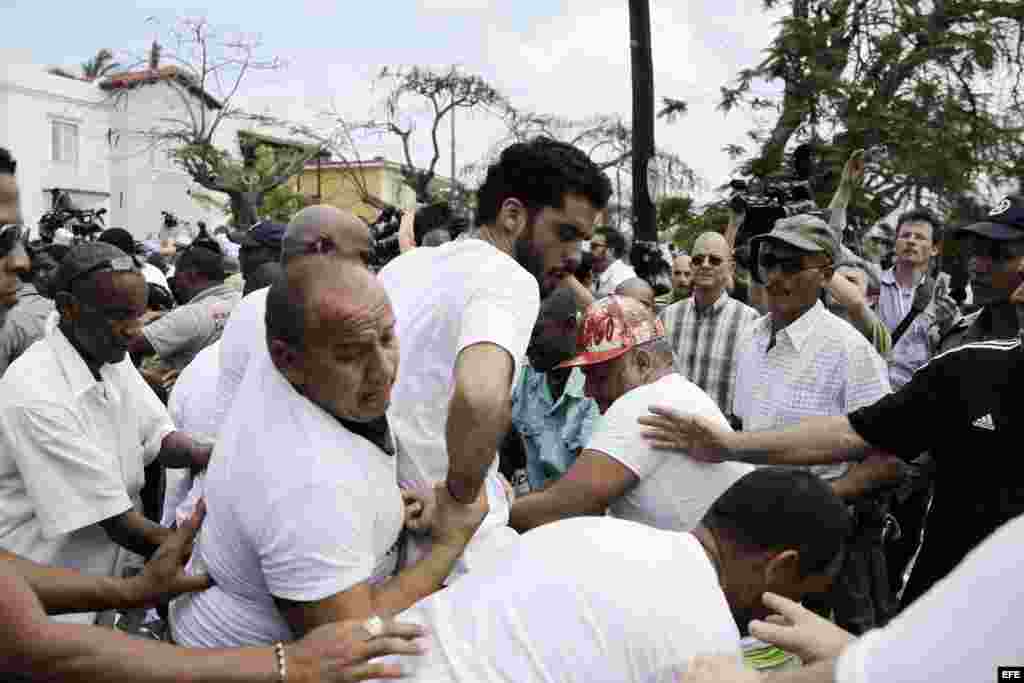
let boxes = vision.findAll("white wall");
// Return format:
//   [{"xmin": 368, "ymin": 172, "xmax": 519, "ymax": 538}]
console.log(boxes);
[
  {"xmin": 0, "ymin": 62, "xmax": 235, "ymax": 242},
  {"xmin": 0, "ymin": 62, "xmax": 111, "ymax": 234}
]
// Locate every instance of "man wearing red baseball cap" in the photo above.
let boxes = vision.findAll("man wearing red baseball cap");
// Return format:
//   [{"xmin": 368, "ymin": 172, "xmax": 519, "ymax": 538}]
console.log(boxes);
[{"xmin": 510, "ymin": 295, "xmax": 751, "ymax": 533}]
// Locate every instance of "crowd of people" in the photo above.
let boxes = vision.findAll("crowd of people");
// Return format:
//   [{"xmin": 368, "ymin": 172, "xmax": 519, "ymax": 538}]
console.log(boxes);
[{"xmin": 0, "ymin": 134, "xmax": 1020, "ymax": 682}]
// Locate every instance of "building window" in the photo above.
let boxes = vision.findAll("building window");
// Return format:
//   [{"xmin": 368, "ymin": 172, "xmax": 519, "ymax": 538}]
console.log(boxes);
[{"xmin": 51, "ymin": 121, "xmax": 79, "ymax": 164}]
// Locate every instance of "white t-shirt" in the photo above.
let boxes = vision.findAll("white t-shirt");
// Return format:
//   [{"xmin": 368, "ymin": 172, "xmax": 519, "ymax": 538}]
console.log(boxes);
[
  {"xmin": 392, "ymin": 516, "xmax": 742, "ymax": 682},
  {"xmin": 595, "ymin": 258, "xmax": 638, "ymax": 297},
  {"xmin": 836, "ymin": 513, "xmax": 1024, "ymax": 683},
  {"xmin": 210, "ymin": 287, "xmax": 269, "ymax": 440},
  {"xmin": 0, "ymin": 328, "xmax": 174, "ymax": 623},
  {"xmin": 379, "ymin": 238, "xmax": 540, "ymax": 575},
  {"xmin": 170, "ymin": 353, "xmax": 405, "ymax": 647},
  {"xmin": 162, "ymin": 342, "xmax": 221, "ymax": 527},
  {"xmin": 587, "ymin": 373, "xmax": 753, "ymax": 531}
]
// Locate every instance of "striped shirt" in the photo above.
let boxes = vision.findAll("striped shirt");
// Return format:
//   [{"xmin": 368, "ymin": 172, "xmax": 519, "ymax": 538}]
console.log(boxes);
[{"xmin": 658, "ymin": 291, "xmax": 759, "ymax": 415}]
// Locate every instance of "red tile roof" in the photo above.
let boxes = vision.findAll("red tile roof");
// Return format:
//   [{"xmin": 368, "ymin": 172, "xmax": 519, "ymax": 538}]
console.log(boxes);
[{"xmin": 99, "ymin": 66, "xmax": 222, "ymax": 110}]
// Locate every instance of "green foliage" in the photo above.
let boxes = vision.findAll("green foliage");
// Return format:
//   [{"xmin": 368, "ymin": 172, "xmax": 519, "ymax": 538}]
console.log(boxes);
[
  {"xmin": 655, "ymin": 196, "xmax": 729, "ymax": 253},
  {"xmin": 258, "ymin": 183, "xmax": 307, "ymax": 223},
  {"xmin": 720, "ymin": 0, "xmax": 1024, "ymax": 217}
]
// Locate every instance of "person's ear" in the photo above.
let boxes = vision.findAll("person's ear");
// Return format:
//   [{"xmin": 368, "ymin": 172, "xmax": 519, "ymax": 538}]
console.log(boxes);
[
  {"xmin": 497, "ymin": 198, "xmax": 529, "ymax": 242},
  {"xmin": 269, "ymin": 339, "xmax": 307, "ymax": 388},
  {"xmin": 763, "ymin": 549, "xmax": 802, "ymax": 589},
  {"xmin": 931, "ymin": 241, "xmax": 941, "ymax": 259},
  {"xmin": 55, "ymin": 291, "xmax": 78, "ymax": 321}
]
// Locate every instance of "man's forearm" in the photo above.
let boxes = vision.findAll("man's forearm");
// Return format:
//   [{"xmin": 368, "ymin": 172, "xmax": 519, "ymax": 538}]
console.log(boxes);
[
  {"xmin": 509, "ymin": 487, "xmax": 602, "ymax": 533},
  {"xmin": 159, "ymin": 430, "xmax": 212, "ymax": 470},
  {"xmin": 99, "ymin": 510, "xmax": 170, "ymax": 559},
  {"xmin": 0, "ymin": 551, "xmax": 146, "ymax": 615},
  {"xmin": 22, "ymin": 623, "xmax": 284, "ymax": 683},
  {"xmin": 445, "ymin": 390, "xmax": 510, "ymax": 503},
  {"xmin": 728, "ymin": 417, "xmax": 869, "ymax": 466},
  {"xmin": 370, "ymin": 540, "xmax": 463, "ymax": 617}
]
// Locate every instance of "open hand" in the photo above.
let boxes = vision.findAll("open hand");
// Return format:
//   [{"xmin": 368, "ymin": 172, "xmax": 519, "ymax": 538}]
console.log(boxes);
[
  {"xmin": 638, "ymin": 405, "xmax": 732, "ymax": 463},
  {"xmin": 749, "ymin": 592, "xmax": 854, "ymax": 664},
  {"xmin": 842, "ymin": 149, "xmax": 866, "ymax": 186},
  {"xmin": 289, "ymin": 617, "xmax": 427, "ymax": 682},
  {"xmin": 133, "ymin": 499, "xmax": 212, "ymax": 606}
]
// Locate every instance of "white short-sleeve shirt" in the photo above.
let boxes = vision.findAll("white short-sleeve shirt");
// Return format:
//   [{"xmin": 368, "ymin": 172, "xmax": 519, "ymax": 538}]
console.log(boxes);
[
  {"xmin": 733, "ymin": 301, "xmax": 891, "ymax": 480},
  {"xmin": 379, "ymin": 238, "xmax": 539, "ymax": 574},
  {"xmin": 170, "ymin": 353, "xmax": 405, "ymax": 648},
  {"xmin": 210, "ymin": 287, "xmax": 269, "ymax": 440},
  {"xmin": 0, "ymin": 328, "xmax": 174, "ymax": 581},
  {"xmin": 587, "ymin": 373, "xmax": 753, "ymax": 531},
  {"xmin": 163, "ymin": 342, "xmax": 221, "ymax": 527},
  {"xmin": 392, "ymin": 517, "xmax": 742, "ymax": 682}
]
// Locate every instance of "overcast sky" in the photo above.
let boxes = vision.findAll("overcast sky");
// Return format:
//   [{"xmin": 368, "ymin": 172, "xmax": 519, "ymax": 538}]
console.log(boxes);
[{"xmin": 2, "ymin": 0, "xmax": 786, "ymax": 202}]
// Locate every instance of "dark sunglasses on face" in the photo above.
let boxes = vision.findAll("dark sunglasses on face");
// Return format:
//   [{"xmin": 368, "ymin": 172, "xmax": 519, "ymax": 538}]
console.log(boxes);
[
  {"xmin": 0, "ymin": 224, "xmax": 27, "ymax": 258},
  {"xmin": 757, "ymin": 251, "xmax": 827, "ymax": 278},
  {"xmin": 965, "ymin": 237, "xmax": 1024, "ymax": 262},
  {"xmin": 691, "ymin": 254, "xmax": 724, "ymax": 267}
]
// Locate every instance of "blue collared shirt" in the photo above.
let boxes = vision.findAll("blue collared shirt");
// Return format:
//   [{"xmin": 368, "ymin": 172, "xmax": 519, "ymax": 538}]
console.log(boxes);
[
  {"xmin": 877, "ymin": 268, "xmax": 944, "ymax": 389},
  {"xmin": 511, "ymin": 365, "xmax": 599, "ymax": 491}
]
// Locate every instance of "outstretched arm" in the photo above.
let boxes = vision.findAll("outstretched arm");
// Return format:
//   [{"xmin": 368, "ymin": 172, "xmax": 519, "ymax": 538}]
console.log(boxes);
[{"xmin": 639, "ymin": 407, "xmax": 870, "ymax": 466}]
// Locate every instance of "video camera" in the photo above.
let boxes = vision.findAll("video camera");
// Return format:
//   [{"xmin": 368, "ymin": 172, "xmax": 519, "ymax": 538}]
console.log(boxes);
[
  {"xmin": 369, "ymin": 206, "xmax": 403, "ymax": 270},
  {"xmin": 728, "ymin": 179, "xmax": 818, "ymax": 245}
]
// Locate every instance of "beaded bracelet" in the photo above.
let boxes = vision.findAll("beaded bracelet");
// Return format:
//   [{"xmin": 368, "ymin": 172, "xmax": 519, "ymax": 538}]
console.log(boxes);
[{"xmin": 274, "ymin": 642, "xmax": 287, "ymax": 682}]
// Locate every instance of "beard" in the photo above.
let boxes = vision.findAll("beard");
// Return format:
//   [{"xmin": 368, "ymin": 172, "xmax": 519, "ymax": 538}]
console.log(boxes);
[{"xmin": 514, "ymin": 229, "xmax": 555, "ymax": 296}]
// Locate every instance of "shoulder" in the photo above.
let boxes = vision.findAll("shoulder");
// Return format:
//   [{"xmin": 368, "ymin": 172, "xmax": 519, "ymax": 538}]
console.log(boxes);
[
  {"xmin": 929, "ymin": 336, "xmax": 1021, "ymax": 369},
  {"xmin": 725, "ymin": 297, "xmax": 759, "ymax": 320},
  {"xmin": 1, "ymin": 340, "xmax": 64, "ymax": 404}
]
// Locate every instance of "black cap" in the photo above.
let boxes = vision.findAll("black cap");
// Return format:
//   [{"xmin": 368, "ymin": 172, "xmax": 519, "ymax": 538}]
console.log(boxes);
[
  {"xmin": 229, "ymin": 221, "xmax": 287, "ymax": 249},
  {"xmin": 54, "ymin": 242, "xmax": 140, "ymax": 294},
  {"xmin": 957, "ymin": 195, "xmax": 1024, "ymax": 241}
]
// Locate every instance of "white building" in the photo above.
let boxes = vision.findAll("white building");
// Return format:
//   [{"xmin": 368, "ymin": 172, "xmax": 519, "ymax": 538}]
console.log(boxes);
[{"xmin": 0, "ymin": 60, "xmax": 242, "ymax": 241}]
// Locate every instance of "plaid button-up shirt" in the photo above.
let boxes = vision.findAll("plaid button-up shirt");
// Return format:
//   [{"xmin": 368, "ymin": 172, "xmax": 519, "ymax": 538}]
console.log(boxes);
[{"xmin": 658, "ymin": 291, "xmax": 759, "ymax": 415}]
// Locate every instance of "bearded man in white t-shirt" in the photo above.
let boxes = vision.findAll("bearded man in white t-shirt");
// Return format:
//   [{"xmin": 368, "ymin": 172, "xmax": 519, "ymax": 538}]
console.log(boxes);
[
  {"xmin": 511, "ymin": 295, "xmax": 752, "ymax": 533},
  {"xmin": 171, "ymin": 261, "xmax": 487, "ymax": 648},
  {"xmin": 378, "ymin": 137, "xmax": 613, "ymax": 578},
  {"xmin": 387, "ymin": 468, "xmax": 850, "ymax": 683}
]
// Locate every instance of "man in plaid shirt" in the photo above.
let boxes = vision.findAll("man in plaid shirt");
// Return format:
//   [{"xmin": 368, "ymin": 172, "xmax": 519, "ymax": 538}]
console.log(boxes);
[{"xmin": 658, "ymin": 232, "xmax": 758, "ymax": 417}]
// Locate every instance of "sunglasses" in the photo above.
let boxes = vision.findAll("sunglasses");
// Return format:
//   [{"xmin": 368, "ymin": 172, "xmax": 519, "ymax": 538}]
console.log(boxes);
[
  {"xmin": 757, "ymin": 251, "xmax": 829, "ymax": 279},
  {"xmin": 965, "ymin": 236, "xmax": 1024, "ymax": 262},
  {"xmin": 691, "ymin": 254, "xmax": 724, "ymax": 267},
  {"xmin": 0, "ymin": 224, "xmax": 27, "ymax": 258}
]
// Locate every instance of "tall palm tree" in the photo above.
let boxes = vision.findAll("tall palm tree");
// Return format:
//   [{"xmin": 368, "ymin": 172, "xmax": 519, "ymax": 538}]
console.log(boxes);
[{"xmin": 81, "ymin": 48, "xmax": 121, "ymax": 81}]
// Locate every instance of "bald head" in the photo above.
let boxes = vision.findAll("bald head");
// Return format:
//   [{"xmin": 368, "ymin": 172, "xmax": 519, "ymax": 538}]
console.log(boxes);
[
  {"xmin": 693, "ymin": 232, "xmax": 730, "ymax": 256},
  {"xmin": 671, "ymin": 253, "xmax": 693, "ymax": 301},
  {"xmin": 690, "ymin": 232, "xmax": 733, "ymax": 303},
  {"xmin": 615, "ymin": 277, "xmax": 656, "ymax": 312},
  {"xmin": 267, "ymin": 259, "xmax": 377, "ymax": 349},
  {"xmin": 266, "ymin": 258, "xmax": 399, "ymax": 422},
  {"xmin": 281, "ymin": 205, "xmax": 371, "ymax": 267}
]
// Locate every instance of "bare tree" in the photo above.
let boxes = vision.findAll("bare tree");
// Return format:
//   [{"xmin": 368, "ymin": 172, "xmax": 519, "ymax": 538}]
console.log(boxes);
[
  {"xmin": 102, "ymin": 19, "xmax": 320, "ymax": 227},
  {"xmin": 370, "ymin": 65, "xmax": 509, "ymax": 204}
]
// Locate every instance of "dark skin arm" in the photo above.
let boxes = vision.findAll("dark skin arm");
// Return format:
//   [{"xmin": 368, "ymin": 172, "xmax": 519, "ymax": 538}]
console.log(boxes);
[
  {"xmin": 99, "ymin": 510, "xmax": 171, "ymax": 559},
  {"xmin": 1, "ymin": 503, "xmax": 210, "ymax": 614},
  {"xmin": 509, "ymin": 450, "xmax": 637, "ymax": 532},
  {"xmin": 0, "ymin": 563, "xmax": 425, "ymax": 683},
  {"xmin": 158, "ymin": 430, "xmax": 212, "ymax": 470}
]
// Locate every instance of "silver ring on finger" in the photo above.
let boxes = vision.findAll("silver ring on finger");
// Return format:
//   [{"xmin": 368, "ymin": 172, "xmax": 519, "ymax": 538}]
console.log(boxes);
[{"xmin": 362, "ymin": 615, "xmax": 384, "ymax": 638}]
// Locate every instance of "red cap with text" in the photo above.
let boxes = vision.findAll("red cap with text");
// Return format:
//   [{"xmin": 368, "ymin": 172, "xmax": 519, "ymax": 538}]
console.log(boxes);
[{"xmin": 557, "ymin": 294, "xmax": 666, "ymax": 369}]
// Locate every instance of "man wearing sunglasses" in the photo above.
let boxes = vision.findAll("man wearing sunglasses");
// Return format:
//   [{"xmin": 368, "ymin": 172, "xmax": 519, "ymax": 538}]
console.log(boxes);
[
  {"xmin": 0, "ymin": 148, "xmax": 31, "ymax": 327},
  {"xmin": 734, "ymin": 214, "xmax": 895, "ymax": 634},
  {"xmin": 658, "ymin": 232, "xmax": 759, "ymax": 415},
  {"xmin": 939, "ymin": 194, "xmax": 1024, "ymax": 353}
]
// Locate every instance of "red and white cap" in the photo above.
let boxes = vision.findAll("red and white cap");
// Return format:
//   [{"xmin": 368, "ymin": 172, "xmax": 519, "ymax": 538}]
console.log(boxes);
[{"xmin": 557, "ymin": 295, "xmax": 666, "ymax": 369}]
